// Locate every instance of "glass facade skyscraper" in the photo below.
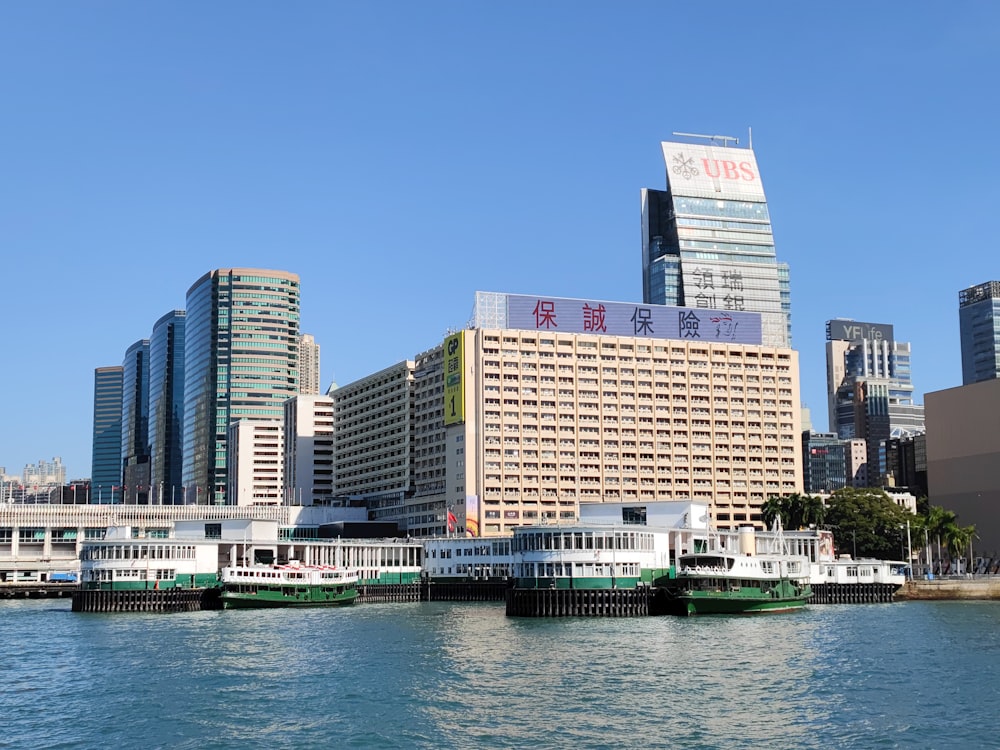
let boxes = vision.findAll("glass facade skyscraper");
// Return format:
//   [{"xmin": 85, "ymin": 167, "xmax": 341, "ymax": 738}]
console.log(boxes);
[
  {"xmin": 91, "ymin": 366, "xmax": 123, "ymax": 503},
  {"xmin": 959, "ymin": 281, "xmax": 1000, "ymax": 385},
  {"xmin": 121, "ymin": 339, "xmax": 151, "ymax": 502},
  {"xmin": 641, "ymin": 137, "xmax": 791, "ymax": 347},
  {"xmin": 149, "ymin": 310, "xmax": 185, "ymax": 504},
  {"xmin": 182, "ymin": 269, "xmax": 300, "ymax": 504}
]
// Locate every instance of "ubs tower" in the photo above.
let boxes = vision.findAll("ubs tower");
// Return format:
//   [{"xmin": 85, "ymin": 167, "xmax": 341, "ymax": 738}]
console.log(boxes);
[
  {"xmin": 182, "ymin": 269, "xmax": 301, "ymax": 504},
  {"xmin": 641, "ymin": 136, "xmax": 791, "ymax": 347}
]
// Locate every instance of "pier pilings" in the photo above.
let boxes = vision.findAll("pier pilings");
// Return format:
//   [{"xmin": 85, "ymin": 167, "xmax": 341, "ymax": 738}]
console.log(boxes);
[
  {"xmin": 71, "ymin": 588, "xmax": 220, "ymax": 613},
  {"xmin": 505, "ymin": 587, "xmax": 650, "ymax": 617},
  {"xmin": 808, "ymin": 583, "xmax": 898, "ymax": 604}
]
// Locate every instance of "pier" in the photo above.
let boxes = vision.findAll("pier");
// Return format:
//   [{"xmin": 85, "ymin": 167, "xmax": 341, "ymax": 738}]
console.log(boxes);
[
  {"xmin": 506, "ymin": 587, "xmax": 650, "ymax": 617},
  {"xmin": 809, "ymin": 582, "xmax": 898, "ymax": 604},
  {"xmin": 71, "ymin": 588, "xmax": 222, "ymax": 613}
]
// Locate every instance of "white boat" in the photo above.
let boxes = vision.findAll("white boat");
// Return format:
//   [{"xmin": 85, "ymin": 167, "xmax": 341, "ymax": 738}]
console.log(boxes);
[
  {"xmin": 663, "ymin": 525, "xmax": 812, "ymax": 616},
  {"xmin": 219, "ymin": 561, "xmax": 359, "ymax": 608}
]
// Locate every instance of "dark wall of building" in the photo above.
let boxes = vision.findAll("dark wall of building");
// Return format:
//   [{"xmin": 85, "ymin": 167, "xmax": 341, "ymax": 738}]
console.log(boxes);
[{"xmin": 318, "ymin": 521, "xmax": 402, "ymax": 539}]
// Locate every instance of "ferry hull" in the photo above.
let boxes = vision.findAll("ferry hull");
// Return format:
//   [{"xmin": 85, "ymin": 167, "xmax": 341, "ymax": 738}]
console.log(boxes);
[
  {"xmin": 221, "ymin": 588, "xmax": 358, "ymax": 609},
  {"xmin": 674, "ymin": 593, "xmax": 809, "ymax": 616}
]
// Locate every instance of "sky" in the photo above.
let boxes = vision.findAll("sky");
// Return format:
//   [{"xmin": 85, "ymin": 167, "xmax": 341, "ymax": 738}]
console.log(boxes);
[{"xmin": 1, "ymin": 2, "xmax": 998, "ymax": 481}]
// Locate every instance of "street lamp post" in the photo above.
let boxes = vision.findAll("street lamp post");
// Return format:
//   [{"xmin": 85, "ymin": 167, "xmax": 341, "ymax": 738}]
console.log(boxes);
[{"xmin": 899, "ymin": 520, "xmax": 913, "ymax": 580}]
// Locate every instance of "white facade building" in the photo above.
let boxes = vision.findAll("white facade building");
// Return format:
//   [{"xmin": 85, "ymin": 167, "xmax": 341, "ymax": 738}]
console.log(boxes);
[
  {"xmin": 284, "ymin": 395, "xmax": 335, "ymax": 505},
  {"xmin": 227, "ymin": 420, "xmax": 284, "ymax": 506}
]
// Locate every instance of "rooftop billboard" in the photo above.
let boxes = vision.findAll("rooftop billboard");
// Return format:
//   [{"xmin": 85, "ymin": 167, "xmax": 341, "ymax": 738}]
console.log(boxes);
[
  {"xmin": 661, "ymin": 141, "xmax": 766, "ymax": 201},
  {"xmin": 504, "ymin": 294, "xmax": 763, "ymax": 345}
]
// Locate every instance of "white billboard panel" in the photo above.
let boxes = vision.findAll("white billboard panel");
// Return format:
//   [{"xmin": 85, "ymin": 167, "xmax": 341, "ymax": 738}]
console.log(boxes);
[
  {"xmin": 661, "ymin": 142, "xmax": 766, "ymax": 201},
  {"xmin": 505, "ymin": 294, "xmax": 763, "ymax": 345}
]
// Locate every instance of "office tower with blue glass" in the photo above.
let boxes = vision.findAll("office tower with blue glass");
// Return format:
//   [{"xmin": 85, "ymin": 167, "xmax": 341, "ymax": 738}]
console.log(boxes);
[
  {"xmin": 182, "ymin": 269, "xmax": 300, "ymax": 504},
  {"xmin": 121, "ymin": 339, "xmax": 151, "ymax": 503},
  {"xmin": 641, "ymin": 135, "xmax": 791, "ymax": 347},
  {"xmin": 959, "ymin": 281, "xmax": 1000, "ymax": 385},
  {"xmin": 149, "ymin": 310, "xmax": 185, "ymax": 504},
  {"xmin": 91, "ymin": 366, "xmax": 123, "ymax": 503}
]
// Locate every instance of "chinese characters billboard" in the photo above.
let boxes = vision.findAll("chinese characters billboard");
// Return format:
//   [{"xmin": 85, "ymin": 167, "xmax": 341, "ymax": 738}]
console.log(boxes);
[
  {"xmin": 504, "ymin": 294, "xmax": 762, "ymax": 345},
  {"xmin": 444, "ymin": 332, "xmax": 465, "ymax": 425}
]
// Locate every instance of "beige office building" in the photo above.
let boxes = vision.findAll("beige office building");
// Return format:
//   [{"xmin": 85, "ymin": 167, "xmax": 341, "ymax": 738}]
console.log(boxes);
[
  {"xmin": 445, "ymin": 328, "xmax": 802, "ymax": 536},
  {"xmin": 330, "ymin": 293, "xmax": 803, "ymax": 537}
]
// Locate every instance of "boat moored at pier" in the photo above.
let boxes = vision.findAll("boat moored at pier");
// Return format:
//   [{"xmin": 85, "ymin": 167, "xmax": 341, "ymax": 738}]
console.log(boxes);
[
  {"xmin": 220, "ymin": 562, "xmax": 359, "ymax": 608},
  {"xmin": 662, "ymin": 526, "xmax": 811, "ymax": 616}
]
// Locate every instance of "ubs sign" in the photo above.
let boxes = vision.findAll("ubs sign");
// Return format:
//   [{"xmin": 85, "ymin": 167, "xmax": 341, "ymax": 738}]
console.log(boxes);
[{"xmin": 826, "ymin": 319, "xmax": 894, "ymax": 343}]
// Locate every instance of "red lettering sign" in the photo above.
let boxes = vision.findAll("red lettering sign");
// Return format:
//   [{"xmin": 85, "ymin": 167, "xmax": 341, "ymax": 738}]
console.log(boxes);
[{"xmin": 701, "ymin": 159, "xmax": 756, "ymax": 182}]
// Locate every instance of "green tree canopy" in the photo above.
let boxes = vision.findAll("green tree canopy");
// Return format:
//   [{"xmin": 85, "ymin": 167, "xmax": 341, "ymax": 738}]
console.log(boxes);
[
  {"xmin": 823, "ymin": 487, "xmax": 916, "ymax": 560},
  {"xmin": 762, "ymin": 493, "xmax": 827, "ymax": 531}
]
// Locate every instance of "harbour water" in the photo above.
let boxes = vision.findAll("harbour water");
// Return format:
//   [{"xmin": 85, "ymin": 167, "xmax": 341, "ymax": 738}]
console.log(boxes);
[{"xmin": 4, "ymin": 599, "xmax": 1000, "ymax": 749}]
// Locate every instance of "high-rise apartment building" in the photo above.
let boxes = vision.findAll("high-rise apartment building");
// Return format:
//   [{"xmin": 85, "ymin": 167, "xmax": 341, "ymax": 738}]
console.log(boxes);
[
  {"xmin": 148, "ymin": 310, "xmax": 185, "ymax": 504},
  {"xmin": 298, "ymin": 333, "xmax": 321, "ymax": 395},
  {"xmin": 22, "ymin": 457, "xmax": 67, "ymax": 487},
  {"xmin": 641, "ymin": 136, "xmax": 791, "ymax": 347},
  {"xmin": 959, "ymin": 281, "xmax": 1000, "ymax": 385},
  {"xmin": 825, "ymin": 319, "xmax": 924, "ymax": 486},
  {"xmin": 121, "ymin": 339, "xmax": 150, "ymax": 503},
  {"xmin": 284, "ymin": 395, "xmax": 335, "ymax": 505},
  {"xmin": 182, "ymin": 268, "xmax": 300, "ymax": 504},
  {"xmin": 91, "ymin": 366, "xmax": 123, "ymax": 503}
]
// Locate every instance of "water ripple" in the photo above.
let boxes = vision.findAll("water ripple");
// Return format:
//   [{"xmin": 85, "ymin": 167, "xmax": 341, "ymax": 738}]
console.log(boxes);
[{"xmin": 2, "ymin": 599, "xmax": 1000, "ymax": 748}]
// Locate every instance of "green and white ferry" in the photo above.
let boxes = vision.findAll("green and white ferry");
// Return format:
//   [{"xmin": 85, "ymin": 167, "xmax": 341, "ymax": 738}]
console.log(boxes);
[
  {"xmin": 220, "ymin": 561, "xmax": 358, "ymax": 608},
  {"xmin": 664, "ymin": 525, "xmax": 812, "ymax": 616}
]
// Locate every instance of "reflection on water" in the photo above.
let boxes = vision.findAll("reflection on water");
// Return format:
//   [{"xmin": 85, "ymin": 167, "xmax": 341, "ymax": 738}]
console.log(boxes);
[{"xmin": 2, "ymin": 599, "xmax": 1000, "ymax": 749}]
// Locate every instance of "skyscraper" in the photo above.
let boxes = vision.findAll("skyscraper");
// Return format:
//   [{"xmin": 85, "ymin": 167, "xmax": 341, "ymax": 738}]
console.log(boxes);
[
  {"xmin": 825, "ymin": 319, "xmax": 924, "ymax": 486},
  {"xmin": 182, "ymin": 269, "xmax": 300, "ymax": 504},
  {"xmin": 91, "ymin": 366, "xmax": 123, "ymax": 503},
  {"xmin": 298, "ymin": 333, "xmax": 321, "ymax": 395},
  {"xmin": 148, "ymin": 310, "xmax": 185, "ymax": 504},
  {"xmin": 641, "ymin": 135, "xmax": 791, "ymax": 347},
  {"xmin": 959, "ymin": 280, "xmax": 1000, "ymax": 385},
  {"xmin": 121, "ymin": 339, "xmax": 150, "ymax": 503}
]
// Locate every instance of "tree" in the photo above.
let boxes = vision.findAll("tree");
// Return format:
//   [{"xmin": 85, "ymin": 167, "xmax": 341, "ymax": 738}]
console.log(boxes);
[
  {"xmin": 823, "ymin": 487, "xmax": 916, "ymax": 560},
  {"xmin": 761, "ymin": 495, "xmax": 786, "ymax": 530}
]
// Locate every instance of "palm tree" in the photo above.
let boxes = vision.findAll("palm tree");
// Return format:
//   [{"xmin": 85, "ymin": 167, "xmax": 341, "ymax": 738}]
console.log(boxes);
[
  {"xmin": 761, "ymin": 495, "xmax": 787, "ymax": 530},
  {"xmin": 800, "ymin": 494, "xmax": 826, "ymax": 529}
]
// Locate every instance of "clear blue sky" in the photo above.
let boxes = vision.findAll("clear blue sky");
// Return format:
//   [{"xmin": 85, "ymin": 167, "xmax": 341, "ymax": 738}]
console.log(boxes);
[{"xmin": 2, "ymin": 3, "xmax": 997, "ymax": 481}]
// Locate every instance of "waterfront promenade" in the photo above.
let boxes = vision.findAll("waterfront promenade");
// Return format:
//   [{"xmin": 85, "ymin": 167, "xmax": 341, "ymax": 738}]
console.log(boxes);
[{"xmin": 897, "ymin": 576, "xmax": 1000, "ymax": 600}]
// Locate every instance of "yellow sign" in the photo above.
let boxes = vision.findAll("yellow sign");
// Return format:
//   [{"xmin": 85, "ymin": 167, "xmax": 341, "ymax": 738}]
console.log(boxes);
[{"xmin": 444, "ymin": 333, "xmax": 465, "ymax": 425}]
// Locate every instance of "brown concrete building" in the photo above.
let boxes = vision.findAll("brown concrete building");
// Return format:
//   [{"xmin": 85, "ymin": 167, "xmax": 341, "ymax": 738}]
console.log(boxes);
[{"xmin": 926, "ymin": 378, "xmax": 1000, "ymax": 554}]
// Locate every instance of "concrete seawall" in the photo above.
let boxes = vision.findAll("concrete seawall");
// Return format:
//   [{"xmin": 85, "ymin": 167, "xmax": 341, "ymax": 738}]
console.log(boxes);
[{"xmin": 897, "ymin": 578, "xmax": 1000, "ymax": 601}]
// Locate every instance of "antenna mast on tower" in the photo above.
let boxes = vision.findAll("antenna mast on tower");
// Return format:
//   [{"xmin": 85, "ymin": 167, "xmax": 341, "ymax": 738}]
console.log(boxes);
[{"xmin": 672, "ymin": 131, "xmax": 740, "ymax": 147}]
